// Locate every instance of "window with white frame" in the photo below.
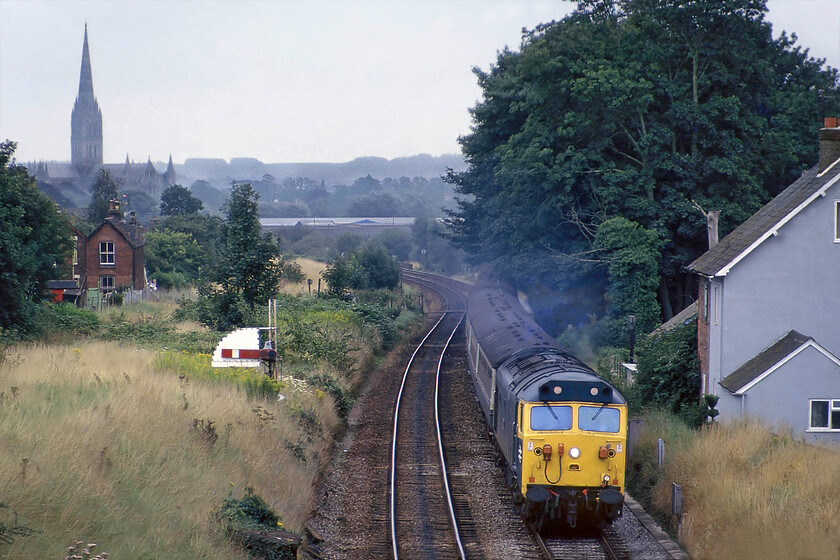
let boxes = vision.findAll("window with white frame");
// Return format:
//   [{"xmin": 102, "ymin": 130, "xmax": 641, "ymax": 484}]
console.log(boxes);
[
  {"xmin": 809, "ymin": 399, "xmax": 840, "ymax": 430},
  {"xmin": 835, "ymin": 201, "xmax": 840, "ymax": 242},
  {"xmin": 73, "ymin": 236, "xmax": 79, "ymax": 265},
  {"xmin": 99, "ymin": 275, "xmax": 115, "ymax": 292},
  {"xmin": 99, "ymin": 241, "xmax": 115, "ymax": 265}
]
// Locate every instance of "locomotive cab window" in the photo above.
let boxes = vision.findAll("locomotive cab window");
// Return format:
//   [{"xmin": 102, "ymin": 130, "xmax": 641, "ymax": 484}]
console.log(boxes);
[
  {"xmin": 530, "ymin": 405, "xmax": 572, "ymax": 431},
  {"xmin": 578, "ymin": 405, "xmax": 621, "ymax": 433}
]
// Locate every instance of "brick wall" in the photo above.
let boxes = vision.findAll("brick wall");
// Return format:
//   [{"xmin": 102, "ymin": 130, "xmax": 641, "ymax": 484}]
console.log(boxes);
[{"xmin": 84, "ymin": 222, "xmax": 140, "ymax": 290}]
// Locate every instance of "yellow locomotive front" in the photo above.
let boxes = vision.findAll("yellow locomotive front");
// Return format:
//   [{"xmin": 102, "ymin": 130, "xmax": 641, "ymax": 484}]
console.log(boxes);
[{"xmin": 516, "ymin": 399, "xmax": 627, "ymax": 527}]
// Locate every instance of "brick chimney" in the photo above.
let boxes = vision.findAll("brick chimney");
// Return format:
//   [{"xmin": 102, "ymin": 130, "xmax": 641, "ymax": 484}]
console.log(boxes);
[
  {"xmin": 819, "ymin": 117, "xmax": 840, "ymax": 173},
  {"xmin": 106, "ymin": 198, "xmax": 122, "ymax": 221}
]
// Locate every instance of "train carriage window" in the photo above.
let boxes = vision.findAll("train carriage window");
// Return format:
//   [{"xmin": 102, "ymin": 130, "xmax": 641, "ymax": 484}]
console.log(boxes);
[
  {"xmin": 579, "ymin": 406, "xmax": 621, "ymax": 433},
  {"xmin": 530, "ymin": 405, "xmax": 572, "ymax": 431}
]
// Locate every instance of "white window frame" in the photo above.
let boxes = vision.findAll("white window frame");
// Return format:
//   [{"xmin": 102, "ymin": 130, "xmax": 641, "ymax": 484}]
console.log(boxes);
[
  {"xmin": 73, "ymin": 236, "xmax": 79, "ymax": 265},
  {"xmin": 99, "ymin": 241, "xmax": 115, "ymax": 266},
  {"xmin": 808, "ymin": 399, "xmax": 840, "ymax": 431},
  {"xmin": 99, "ymin": 275, "xmax": 115, "ymax": 293},
  {"xmin": 834, "ymin": 200, "xmax": 840, "ymax": 242}
]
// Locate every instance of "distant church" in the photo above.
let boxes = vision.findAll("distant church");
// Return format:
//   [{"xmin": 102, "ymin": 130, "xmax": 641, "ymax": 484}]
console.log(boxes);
[{"xmin": 28, "ymin": 25, "xmax": 175, "ymax": 201}]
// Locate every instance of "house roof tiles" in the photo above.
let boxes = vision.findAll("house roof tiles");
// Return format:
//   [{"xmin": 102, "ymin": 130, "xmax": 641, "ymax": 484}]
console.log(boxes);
[
  {"xmin": 687, "ymin": 161, "xmax": 840, "ymax": 277},
  {"xmin": 719, "ymin": 330, "xmax": 812, "ymax": 393}
]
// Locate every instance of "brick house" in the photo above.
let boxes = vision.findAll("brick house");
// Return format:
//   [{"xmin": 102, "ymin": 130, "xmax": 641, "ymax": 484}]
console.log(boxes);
[
  {"xmin": 83, "ymin": 203, "xmax": 146, "ymax": 294},
  {"xmin": 686, "ymin": 120, "xmax": 840, "ymax": 444},
  {"xmin": 51, "ymin": 201, "xmax": 146, "ymax": 303}
]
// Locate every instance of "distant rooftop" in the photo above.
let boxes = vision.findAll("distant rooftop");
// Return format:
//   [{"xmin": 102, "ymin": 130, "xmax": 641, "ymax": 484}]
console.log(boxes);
[{"xmin": 260, "ymin": 217, "xmax": 416, "ymax": 227}]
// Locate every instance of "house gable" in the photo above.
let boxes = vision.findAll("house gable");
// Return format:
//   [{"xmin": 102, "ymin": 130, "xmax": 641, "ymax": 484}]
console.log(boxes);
[
  {"xmin": 719, "ymin": 331, "xmax": 840, "ymax": 394},
  {"xmin": 84, "ymin": 218, "xmax": 145, "ymax": 291},
  {"xmin": 687, "ymin": 161, "xmax": 840, "ymax": 278}
]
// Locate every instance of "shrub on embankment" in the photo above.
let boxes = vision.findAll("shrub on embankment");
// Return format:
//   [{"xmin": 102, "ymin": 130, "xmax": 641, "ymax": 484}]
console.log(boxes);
[{"xmin": 628, "ymin": 410, "xmax": 840, "ymax": 560}]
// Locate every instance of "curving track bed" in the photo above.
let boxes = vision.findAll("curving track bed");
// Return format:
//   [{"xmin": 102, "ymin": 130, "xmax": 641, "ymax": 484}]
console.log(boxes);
[
  {"xmin": 305, "ymin": 270, "xmax": 673, "ymax": 560},
  {"xmin": 389, "ymin": 301, "xmax": 465, "ymax": 559}
]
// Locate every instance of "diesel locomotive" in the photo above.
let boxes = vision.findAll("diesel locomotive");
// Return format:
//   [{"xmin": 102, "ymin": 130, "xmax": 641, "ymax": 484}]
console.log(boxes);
[{"xmin": 465, "ymin": 281, "xmax": 627, "ymax": 528}]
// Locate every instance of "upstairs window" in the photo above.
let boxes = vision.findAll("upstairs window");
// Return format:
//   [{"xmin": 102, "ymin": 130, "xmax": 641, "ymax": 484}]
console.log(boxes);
[
  {"xmin": 810, "ymin": 399, "xmax": 840, "ymax": 431},
  {"xmin": 99, "ymin": 241, "xmax": 115, "ymax": 265},
  {"xmin": 835, "ymin": 201, "xmax": 840, "ymax": 242}
]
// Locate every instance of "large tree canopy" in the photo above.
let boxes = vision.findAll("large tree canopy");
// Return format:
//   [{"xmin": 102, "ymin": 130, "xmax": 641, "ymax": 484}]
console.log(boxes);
[
  {"xmin": 160, "ymin": 184, "xmax": 204, "ymax": 216},
  {"xmin": 446, "ymin": 0, "xmax": 840, "ymax": 336},
  {"xmin": 0, "ymin": 141, "xmax": 72, "ymax": 333}
]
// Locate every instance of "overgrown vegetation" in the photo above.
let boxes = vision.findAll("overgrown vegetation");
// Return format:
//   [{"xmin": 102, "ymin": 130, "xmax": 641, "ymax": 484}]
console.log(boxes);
[
  {"xmin": 0, "ymin": 140, "xmax": 72, "ymax": 337},
  {"xmin": 446, "ymin": 0, "xmax": 840, "ymax": 341},
  {"xmin": 628, "ymin": 411, "xmax": 840, "ymax": 560},
  {"xmin": 629, "ymin": 318, "xmax": 706, "ymax": 426}
]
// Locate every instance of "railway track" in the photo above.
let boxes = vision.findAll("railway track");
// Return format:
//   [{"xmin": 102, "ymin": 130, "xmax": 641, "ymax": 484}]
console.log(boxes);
[
  {"xmin": 533, "ymin": 521, "xmax": 630, "ymax": 560},
  {"xmin": 308, "ymin": 269, "xmax": 664, "ymax": 559},
  {"xmin": 389, "ymin": 272, "xmax": 468, "ymax": 559}
]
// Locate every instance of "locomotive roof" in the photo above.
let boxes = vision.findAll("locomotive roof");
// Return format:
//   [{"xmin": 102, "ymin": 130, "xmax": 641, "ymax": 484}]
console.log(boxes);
[
  {"xmin": 498, "ymin": 347, "xmax": 626, "ymax": 404},
  {"xmin": 467, "ymin": 283, "xmax": 559, "ymax": 369},
  {"xmin": 467, "ymin": 282, "xmax": 625, "ymax": 405}
]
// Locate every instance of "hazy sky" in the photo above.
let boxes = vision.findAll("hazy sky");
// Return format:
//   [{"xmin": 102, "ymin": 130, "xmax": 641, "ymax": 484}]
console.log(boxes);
[{"xmin": 1, "ymin": 0, "xmax": 838, "ymax": 165}]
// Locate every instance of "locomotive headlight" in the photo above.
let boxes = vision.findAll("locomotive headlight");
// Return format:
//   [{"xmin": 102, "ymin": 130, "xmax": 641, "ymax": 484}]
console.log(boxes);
[
  {"xmin": 603, "ymin": 474, "xmax": 611, "ymax": 484},
  {"xmin": 569, "ymin": 447, "xmax": 581, "ymax": 459}
]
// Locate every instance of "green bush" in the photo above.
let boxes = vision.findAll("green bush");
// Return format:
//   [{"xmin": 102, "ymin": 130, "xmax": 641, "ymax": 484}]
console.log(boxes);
[
  {"xmin": 218, "ymin": 486, "xmax": 280, "ymax": 531},
  {"xmin": 40, "ymin": 303, "xmax": 100, "ymax": 335},
  {"xmin": 631, "ymin": 318, "xmax": 704, "ymax": 426}
]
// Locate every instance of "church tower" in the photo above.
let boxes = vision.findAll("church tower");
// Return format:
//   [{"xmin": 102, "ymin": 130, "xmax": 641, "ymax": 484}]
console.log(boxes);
[{"xmin": 71, "ymin": 24, "xmax": 103, "ymax": 177}]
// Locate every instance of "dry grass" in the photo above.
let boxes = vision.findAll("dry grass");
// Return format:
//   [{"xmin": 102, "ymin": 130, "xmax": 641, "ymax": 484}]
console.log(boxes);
[
  {"xmin": 281, "ymin": 257, "xmax": 327, "ymax": 295},
  {"xmin": 641, "ymin": 413, "xmax": 840, "ymax": 560},
  {"xmin": 0, "ymin": 341, "xmax": 341, "ymax": 558}
]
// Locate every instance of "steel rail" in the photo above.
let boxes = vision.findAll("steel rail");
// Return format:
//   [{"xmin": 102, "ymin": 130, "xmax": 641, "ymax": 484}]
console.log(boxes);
[
  {"xmin": 389, "ymin": 306, "xmax": 450, "ymax": 560},
  {"xmin": 390, "ymin": 271, "xmax": 467, "ymax": 559},
  {"xmin": 434, "ymin": 311, "xmax": 466, "ymax": 559}
]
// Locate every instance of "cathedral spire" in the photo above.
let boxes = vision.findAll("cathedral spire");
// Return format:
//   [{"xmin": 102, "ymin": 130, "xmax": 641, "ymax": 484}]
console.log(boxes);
[
  {"xmin": 71, "ymin": 24, "xmax": 103, "ymax": 176},
  {"xmin": 77, "ymin": 23, "xmax": 95, "ymax": 102}
]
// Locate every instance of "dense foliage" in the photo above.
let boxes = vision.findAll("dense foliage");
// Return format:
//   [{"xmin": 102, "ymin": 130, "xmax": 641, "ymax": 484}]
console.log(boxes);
[
  {"xmin": 0, "ymin": 141, "xmax": 73, "ymax": 335},
  {"xmin": 144, "ymin": 229, "xmax": 204, "ymax": 289},
  {"xmin": 446, "ymin": 0, "xmax": 840, "ymax": 338},
  {"xmin": 632, "ymin": 317, "xmax": 704, "ymax": 426},
  {"xmin": 321, "ymin": 244, "xmax": 401, "ymax": 297},
  {"xmin": 86, "ymin": 168, "xmax": 119, "ymax": 223},
  {"xmin": 160, "ymin": 184, "xmax": 204, "ymax": 216},
  {"xmin": 197, "ymin": 183, "xmax": 285, "ymax": 329}
]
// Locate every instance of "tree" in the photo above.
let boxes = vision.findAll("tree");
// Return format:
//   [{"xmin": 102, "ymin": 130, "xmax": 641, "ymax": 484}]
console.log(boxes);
[
  {"xmin": 594, "ymin": 217, "xmax": 662, "ymax": 333},
  {"xmin": 197, "ymin": 183, "xmax": 283, "ymax": 329},
  {"xmin": 144, "ymin": 229, "xmax": 203, "ymax": 288},
  {"xmin": 155, "ymin": 213, "xmax": 223, "ymax": 262},
  {"xmin": 0, "ymin": 140, "xmax": 73, "ymax": 333},
  {"xmin": 87, "ymin": 168, "xmax": 119, "ymax": 223},
  {"xmin": 160, "ymin": 184, "xmax": 204, "ymax": 216},
  {"xmin": 446, "ymin": 0, "xmax": 840, "ymax": 336},
  {"xmin": 121, "ymin": 190, "xmax": 157, "ymax": 223},
  {"xmin": 321, "ymin": 244, "xmax": 401, "ymax": 297}
]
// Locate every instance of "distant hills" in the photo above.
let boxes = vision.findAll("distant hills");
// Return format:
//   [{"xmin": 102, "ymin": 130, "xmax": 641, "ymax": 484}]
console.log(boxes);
[{"xmin": 177, "ymin": 153, "xmax": 466, "ymax": 191}]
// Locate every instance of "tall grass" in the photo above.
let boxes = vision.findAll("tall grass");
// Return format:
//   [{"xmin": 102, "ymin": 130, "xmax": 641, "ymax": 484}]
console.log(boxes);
[
  {"xmin": 281, "ymin": 258, "xmax": 327, "ymax": 295},
  {"xmin": 631, "ymin": 411, "xmax": 840, "ymax": 560},
  {"xmin": 0, "ymin": 341, "xmax": 340, "ymax": 558}
]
